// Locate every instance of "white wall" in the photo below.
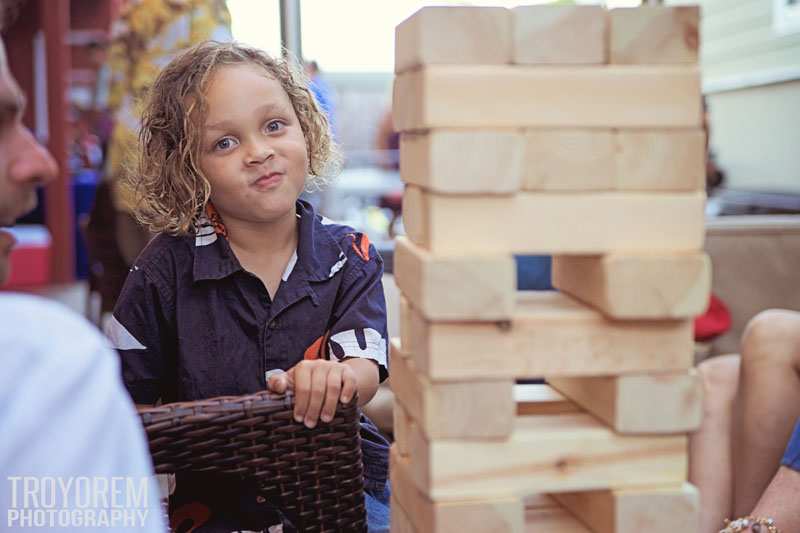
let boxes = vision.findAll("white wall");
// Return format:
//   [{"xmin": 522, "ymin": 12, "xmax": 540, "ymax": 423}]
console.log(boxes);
[{"xmin": 669, "ymin": 0, "xmax": 800, "ymax": 191}]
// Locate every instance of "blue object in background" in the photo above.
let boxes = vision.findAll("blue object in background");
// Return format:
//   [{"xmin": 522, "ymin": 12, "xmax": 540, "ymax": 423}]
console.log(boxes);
[
  {"xmin": 72, "ymin": 169, "xmax": 99, "ymax": 279},
  {"xmin": 515, "ymin": 255, "xmax": 553, "ymax": 291}
]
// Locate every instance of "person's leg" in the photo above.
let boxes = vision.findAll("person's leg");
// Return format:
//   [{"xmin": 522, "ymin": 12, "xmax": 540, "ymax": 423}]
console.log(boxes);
[
  {"xmin": 690, "ymin": 354, "xmax": 740, "ymax": 533},
  {"xmin": 364, "ymin": 480, "xmax": 391, "ymax": 533},
  {"xmin": 733, "ymin": 309, "xmax": 800, "ymax": 515}
]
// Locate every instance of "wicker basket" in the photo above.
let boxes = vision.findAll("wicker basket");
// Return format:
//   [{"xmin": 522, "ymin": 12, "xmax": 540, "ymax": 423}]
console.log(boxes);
[{"xmin": 139, "ymin": 391, "xmax": 367, "ymax": 532}]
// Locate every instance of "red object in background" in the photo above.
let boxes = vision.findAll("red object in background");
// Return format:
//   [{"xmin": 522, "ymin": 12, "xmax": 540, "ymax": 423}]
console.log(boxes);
[
  {"xmin": 694, "ymin": 294, "xmax": 732, "ymax": 342},
  {"xmin": 1, "ymin": 226, "xmax": 52, "ymax": 289}
]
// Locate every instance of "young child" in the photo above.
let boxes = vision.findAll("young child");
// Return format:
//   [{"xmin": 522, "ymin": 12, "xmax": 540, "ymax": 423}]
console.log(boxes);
[{"xmin": 107, "ymin": 41, "xmax": 390, "ymax": 532}]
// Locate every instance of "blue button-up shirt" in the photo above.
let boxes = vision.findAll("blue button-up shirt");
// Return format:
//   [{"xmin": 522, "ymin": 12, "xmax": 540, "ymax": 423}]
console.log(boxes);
[{"xmin": 108, "ymin": 199, "xmax": 390, "ymax": 526}]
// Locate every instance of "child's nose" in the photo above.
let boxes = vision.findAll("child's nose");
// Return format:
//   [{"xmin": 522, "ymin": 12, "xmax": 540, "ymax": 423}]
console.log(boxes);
[{"xmin": 246, "ymin": 139, "xmax": 275, "ymax": 166}]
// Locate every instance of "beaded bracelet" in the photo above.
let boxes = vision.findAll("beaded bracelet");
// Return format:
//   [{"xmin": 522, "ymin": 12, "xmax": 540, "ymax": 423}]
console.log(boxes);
[{"xmin": 720, "ymin": 516, "xmax": 779, "ymax": 533}]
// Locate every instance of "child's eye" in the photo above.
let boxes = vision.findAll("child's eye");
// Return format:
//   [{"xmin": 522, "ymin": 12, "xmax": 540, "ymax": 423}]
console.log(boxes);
[
  {"xmin": 265, "ymin": 120, "xmax": 284, "ymax": 133},
  {"xmin": 214, "ymin": 137, "xmax": 237, "ymax": 151}
]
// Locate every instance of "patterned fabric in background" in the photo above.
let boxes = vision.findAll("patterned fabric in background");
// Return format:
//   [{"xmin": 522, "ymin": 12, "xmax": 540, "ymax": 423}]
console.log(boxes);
[{"xmin": 105, "ymin": 0, "xmax": 232, "ymax": 212}]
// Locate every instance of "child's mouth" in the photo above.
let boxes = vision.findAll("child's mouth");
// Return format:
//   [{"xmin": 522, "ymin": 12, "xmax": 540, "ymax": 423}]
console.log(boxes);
[{"xmin": 253, "ymin": 172, "xmax": 284, "ymax": 189}]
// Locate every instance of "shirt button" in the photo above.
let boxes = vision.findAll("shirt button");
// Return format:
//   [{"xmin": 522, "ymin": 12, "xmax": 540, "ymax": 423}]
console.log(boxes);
[{"xmin": 268, "ymin": 320, "xmax": 279, "ymax": 330}]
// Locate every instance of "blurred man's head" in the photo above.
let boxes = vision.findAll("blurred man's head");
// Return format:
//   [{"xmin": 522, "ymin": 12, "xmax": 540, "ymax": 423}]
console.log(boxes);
[{"xmin": 0, "ymin": 37, "xmax": 58, "ymax": 282}]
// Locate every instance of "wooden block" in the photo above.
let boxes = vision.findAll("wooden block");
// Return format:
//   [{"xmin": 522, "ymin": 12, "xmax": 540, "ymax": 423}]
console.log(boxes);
[
  {"xmin": 391, "ymin": 493, "xmax": 417, "ymax": 533},
  {"xmin": 395, "ymin": 383, "xmax": 580, "ymax": 436},
  {"xmin": 393, "ymin": 400, "xmax": 412, "ymax": 457},
  {"xmin": 395, "ymin": 6, "xmax": 512, "ymax": 74},
  {"xmin": 400, "ymin": 130, "xmax": 524, "ymax": 194},
  {"xmin": 515, "ymin": 384, "xmax": 581, "ymax": 416},
  {"xmin": 394, "ymin": 480, "xmax": 588, "ymax": 532},
  {"xmin": 610, "ymin": 6, "xmax": 699, "ymax": 65},
  {"xmin": 524, "ymin": 508, "xmax": 591, "ymax": 532},
  {"xmin": 401, "ymin": 185, "xmax": 428, "ymax": 252},
  {"xmin": 399, "ymin": 296, "xmax": 412, "ymax": 355},
  {"xmin": 513, "ymin": 5, "xmax": 606, "ymax": 65},
  {"xmin": 393, "ymin": 66, "xmax": 701, "ymax": 131},
  {"xmin": 409, "ymin": 412, "xmax": 687, "ymax": 501},
  {"xmin": 552, "ymin": 252, "xmax": 712, "ymax": 319},
  {"xmin": 523, "ymin": 129, "xmax": 705, "ymax": 192},
  {"xmin": 615, "ymin": 129, "xmax": 706, "ymax": 191},
  {"xmin": 523, "ymin": 493, "xmax": 561, "ymax": 510},
  {"xmin": 403, "ymin": 186, "xmax": 706, "ymax": 256},
  {"xmin": 392, "ymin": 447, "xmax": 525, "ymax": 533},
  {"xmin": 554, "ymin": 484, "xmax": 699, "ymax": 533},
  {"xmin": 547, "ymin": 371, "xmax": 703, "ymax": 434},
  {"xmin": 391, "ymin": 338, "xmax": 515, "ymax": 439},
  {"xmin": 522, "ymin": 494, "xmax": 590, "ymax": 531},
  {"xmin": 523, "ymin": 130, "xmax": 616, "ymax": 191},
  {"xmin": 407, "ymin": 291, "xmax": 693, "ymax": 381},
  {"xmin": 394, "ymin": 236, "xmax": 515, "ymax": 321}
]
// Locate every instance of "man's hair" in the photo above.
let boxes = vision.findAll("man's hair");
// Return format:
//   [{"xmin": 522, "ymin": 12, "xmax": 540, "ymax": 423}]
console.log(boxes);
[{"xmin": 128, "ymin": 41, "xmax": 339, "ymax": 235}]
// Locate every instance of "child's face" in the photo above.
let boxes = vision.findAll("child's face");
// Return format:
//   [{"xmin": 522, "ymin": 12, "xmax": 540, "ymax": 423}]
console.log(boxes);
[{"xmin": 198, "ymin": 64, "xmax": 309, "ymax": 226}]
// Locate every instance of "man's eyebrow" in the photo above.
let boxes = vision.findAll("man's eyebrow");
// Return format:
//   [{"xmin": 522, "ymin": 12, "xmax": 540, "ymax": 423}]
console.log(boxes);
[{"xmin": 204, "ymin": 103, "xmax": 288, "ymax": 132}]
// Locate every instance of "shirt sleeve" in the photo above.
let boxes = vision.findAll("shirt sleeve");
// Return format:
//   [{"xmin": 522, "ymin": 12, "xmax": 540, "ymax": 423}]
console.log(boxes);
[
  {"xmin": 106, "ymin": 266, "xmax": 176, "ymax": 405},
  {"xmin": 327, "ymin": 235, "xmax": 389, "ymax": 382},
  {"xmin": 782, "ymin": 417, "xmax": 800, "ymax": 471},
  {"xmin": 0, "ymin": 296, "xmax": 166, "ymax": 532}
]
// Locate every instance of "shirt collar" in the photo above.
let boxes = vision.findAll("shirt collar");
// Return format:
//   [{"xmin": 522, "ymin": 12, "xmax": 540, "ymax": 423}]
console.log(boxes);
[
  {"xmin": 191, "ymin": 199, "xmax": 347, "ymax": 284},
  {"xmin": 294, "ymin": 199, "xmax": 348, "ymax": 282}
]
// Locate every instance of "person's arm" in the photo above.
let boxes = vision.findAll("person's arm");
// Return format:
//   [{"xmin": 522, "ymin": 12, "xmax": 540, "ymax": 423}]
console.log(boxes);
[
  {"xmin": 752, "ymin": 419, "xmax": 800, "ymax": 528},
  {"xmin": 748, "ymin": 466, "xmax": 800, "ymax": 531},
  {"xmin": 726, "ymin": 419, "xmax": 800, "ymax": 531},
  {"xmin": 268, "ymin": 356, "xmax": 379, "ymax": 428},
  {"xmin": 0, "ymin": 297, "xmax": 166, "ymax": 532},
  {"xmin": 269, "ymin": 232, "xmax": 388, "ymax": 428},
  {"xmin": 106, "ymin": 262, "xmax": 176, "ymax": 407},
  {"xmin": 343, "ymin": 356, "xmax": 380, "ymax": 404}
]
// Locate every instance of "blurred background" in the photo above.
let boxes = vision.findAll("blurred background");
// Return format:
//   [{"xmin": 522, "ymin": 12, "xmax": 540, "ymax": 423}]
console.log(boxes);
[{"xmin": 1, "ymin": 0, "xmax": 799, "ymax": 357}]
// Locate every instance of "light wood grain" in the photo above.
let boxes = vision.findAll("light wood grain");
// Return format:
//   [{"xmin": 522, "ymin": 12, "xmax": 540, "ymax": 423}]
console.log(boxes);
[
  {"xmin": 552, "ymin": 252, "xmax": 711, "ymax": 319},
  {"xmin": 403, "ymin": 186, "xmax": 706, "ymax": 256},
  {"xmin": 548, "ymin": 371, "xmax": 703, "ymax": 434},
  {"xmin": 554, "ymin": 484, "xmax": 700, "ymax": 533},
  {"xmin": 515, "ymin": 384, "xmax": 582, "ymax": 416},
  {"xmin": 393, "ymin": 399, "xmax": 412, "ymax": 457},
  {"xmin": 523, "ymin": 129, "xmax": 616, "ymax": 191},
  {"xmin": 513, "ymin": 5, "xmax": 607, "ymax": 65},
  {"xmin": 393, "ymin": 66, "xmax": 702, "ymax": 131},
  {"xmin": 409, "ymin": 413, "xmax": 687, "ymax": 501},
  {"xmin": 391, "ymin": 338, "xmax": 516, "ymax": 439},
  {"xmin": 615, "ymin": 129, "xmax": 705, "ymax": 191},
  {"xmin": 395, "ymin": 6, "xmax": 512, "ymax": 74},
  {"xmin": 610, "ymin": 6, "xmax": 700, "ymax": 65},
  {"xmin": 400, "ymin": 130, "xmax": 524, "ymax": 194},
  {"xmin": 394, "ymin": 236, "xmax": 515, "ymax": 321},
  {"xmin": 406, "ymin": 292, "xmax": 694, "ymax": 381},
  {"xmin": 392, "ymin": 447, "xmax": 525, "ymax": 533}
]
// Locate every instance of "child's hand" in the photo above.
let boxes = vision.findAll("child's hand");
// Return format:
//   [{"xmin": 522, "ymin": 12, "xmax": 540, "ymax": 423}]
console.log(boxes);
[{"xmin": 267, "ymin": 360, "xmax": 358, "ymax": 428}]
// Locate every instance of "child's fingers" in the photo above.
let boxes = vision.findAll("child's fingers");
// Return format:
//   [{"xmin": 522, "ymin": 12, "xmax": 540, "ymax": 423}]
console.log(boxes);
[
  {"xmin": 340, "ymin": 366, "xmax": 357, "ymax": 405},
  {"xmin": 304, "ymin": 364, "xmax": 331, "ymax": 428},
  {"xmin": 292, "ymin": 362, "xmax": 313, "ymax": 424},
  {"xmin": 266, "ymin": 370, "xmax": 290, "ymax": 394},
  {"xmin": 320, "ymin": 367, "xmax": 343, "ymax": 423}
]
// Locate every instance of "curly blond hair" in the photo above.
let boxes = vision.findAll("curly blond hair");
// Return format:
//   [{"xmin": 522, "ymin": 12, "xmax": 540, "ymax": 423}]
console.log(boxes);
[{"xmin": 127, "ymin": 41, "xmax": 340, "ymax": 235}]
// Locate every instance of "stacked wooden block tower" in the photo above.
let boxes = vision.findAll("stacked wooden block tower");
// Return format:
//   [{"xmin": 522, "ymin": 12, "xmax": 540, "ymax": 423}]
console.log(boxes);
[{"xmin": 389, "ymin": 4, "xmax": 709, "ymax": 532}]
